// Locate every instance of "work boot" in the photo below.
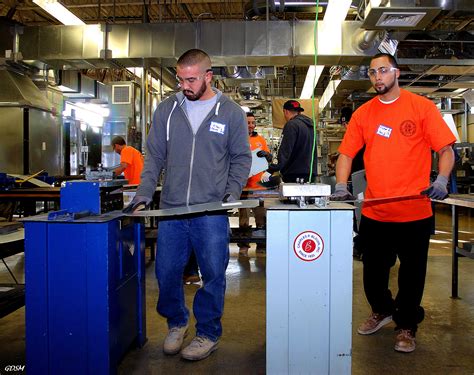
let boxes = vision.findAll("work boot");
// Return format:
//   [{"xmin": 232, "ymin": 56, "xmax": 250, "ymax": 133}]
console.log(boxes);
[
  {"xmin": 181, "ymin": 336, "xmax": 218, "ymax": 361},
  {"xmin": 183, "ymin": 274, "xmax": 201, "ymax": 284},
  {"xmin": 163, "ymin": 324, "xmax": 188, "ymax": 355},
  {"xmin": 239, "ymin": 246, "xmax": 249, "ymax": 257},
  {"xmin": 357, "ymin": 313, "xmax": 392, "ymax": 335},
  {"xmin": 394, "ymin": 329, "xmax": 416, "ymax": 353}
]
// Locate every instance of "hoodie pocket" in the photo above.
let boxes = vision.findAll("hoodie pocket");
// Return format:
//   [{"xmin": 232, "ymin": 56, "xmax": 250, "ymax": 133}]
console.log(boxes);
[{"xmin": 161, "ymin": 165, "xmax": 190, "ymax": 206}]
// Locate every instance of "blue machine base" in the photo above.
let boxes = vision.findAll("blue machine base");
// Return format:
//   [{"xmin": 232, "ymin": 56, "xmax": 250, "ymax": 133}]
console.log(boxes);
[{"xmin": 23, "ymin": 215, "xmax": 146, "ymax": 375}]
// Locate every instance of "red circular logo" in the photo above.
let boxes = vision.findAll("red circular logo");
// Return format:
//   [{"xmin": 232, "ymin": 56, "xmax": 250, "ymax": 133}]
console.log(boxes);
[
  {"xmin": 293, "ymin": 231, "xmax": 324, "ymax": 262},
  {"xmin": 400, "ymin": 120, "xmax": 416, "ymax": 137}
]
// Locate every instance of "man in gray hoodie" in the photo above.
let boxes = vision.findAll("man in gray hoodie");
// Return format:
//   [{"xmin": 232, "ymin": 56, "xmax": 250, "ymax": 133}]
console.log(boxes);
[{"xmin": 127, "ymin": 49, "xmax": 251, "ymax": 360}]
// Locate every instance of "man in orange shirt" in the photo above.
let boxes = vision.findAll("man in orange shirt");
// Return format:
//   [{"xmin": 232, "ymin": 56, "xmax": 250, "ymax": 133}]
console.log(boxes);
[
  {"xmin": 111, "ymin": 136, "xmax": 144, "ymax": 185},
  {"xmin": 238, "ymin": 112, "xmax": 272, "ymax": 256},
  {"xmin": 332, "ymin": 53, "xmax": 455, "ymax": 353}
]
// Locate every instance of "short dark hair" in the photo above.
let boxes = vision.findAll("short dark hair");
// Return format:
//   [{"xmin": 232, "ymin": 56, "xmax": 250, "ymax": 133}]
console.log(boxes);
[
  {"xmin": 371, "ymin": 53, "xmax": 399, "ymax": 69},
  {"xmin": 177, "ymin": 49, "xmax": 212, "ymax": 70},
  {"xmin": 246, "ymin": 112, "xmax": 255, "ymax": 118},
  {"xmin": 111, "ymin": 136, "xmax": 126, "ymax": 147}
]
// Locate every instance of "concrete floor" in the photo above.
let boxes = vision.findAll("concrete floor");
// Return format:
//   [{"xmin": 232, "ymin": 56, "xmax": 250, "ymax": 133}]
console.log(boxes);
[{"xmin": 0, "ymin": 204, "xmax": 473, "ymax": 374}]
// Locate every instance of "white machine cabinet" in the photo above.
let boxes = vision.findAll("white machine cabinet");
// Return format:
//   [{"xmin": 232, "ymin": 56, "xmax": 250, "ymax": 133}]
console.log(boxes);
[{"xmin": 267, "ymin": 202, "xmax": 353, "ymax": 375}]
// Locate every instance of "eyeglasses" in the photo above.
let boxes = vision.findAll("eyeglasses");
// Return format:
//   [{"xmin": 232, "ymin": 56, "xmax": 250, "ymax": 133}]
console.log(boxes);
[
  {"xmin": 175, "ymin": 69, "xmax": 212, "ymax": 85},
  {"xmin": 367, "ymin": 66, "xmax": 398, "ymax": 77}
]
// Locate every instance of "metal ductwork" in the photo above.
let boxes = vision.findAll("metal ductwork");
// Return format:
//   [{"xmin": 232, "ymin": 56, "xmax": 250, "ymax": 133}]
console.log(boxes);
[
  {"xmin": 0, "ymin": 68, "xmax": 52, "ymax": 111},
  {"xmin": 362, "ymin": 0, "xmax": 443, "ymax": 30},
  {"xmin": 18, "ymin": 21, "xmax": 380, "ymax": 69},
  {"xmin": 57, "ymin": 70, "xmax": 98, "ymax": 99},
  {"xmin": 352, "ymin": 29, "xmax": 387, "ymax": 53}
]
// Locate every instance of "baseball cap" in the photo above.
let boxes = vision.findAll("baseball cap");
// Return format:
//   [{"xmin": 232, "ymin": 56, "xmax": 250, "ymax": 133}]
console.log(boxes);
[{"xmin": 283, "ymin": 100, "xmax": 304, "ymax": 112}]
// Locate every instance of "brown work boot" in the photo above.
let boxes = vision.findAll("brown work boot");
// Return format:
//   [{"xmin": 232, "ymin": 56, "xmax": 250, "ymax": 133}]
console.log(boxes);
[
  {"xmin": 239, "ymin": 246, "xmax": 249, "ymax": 257},
  {"xmin": 357, "ymin": 313, "xmax": 392, "ymax": 335},
  {"xmin": 394, "ymin": 329, "xmax": 416, "ymax": 353},
  {"xmin": 183, "ymin": 274, "xmax": 201, "ymax": 284}
]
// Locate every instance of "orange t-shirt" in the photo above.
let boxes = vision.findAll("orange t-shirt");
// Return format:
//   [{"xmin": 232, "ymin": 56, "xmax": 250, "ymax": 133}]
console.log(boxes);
[
  {"xmin": 246, "ymin": 133, "xmax": 270, "ymax": 189},
  {"xmin": 121, "ymin": 145, "xmax": 144, "ymax": 184},
  {"xmin": 339, "ymin": 89, "xmax": 456, "ymax": 222}
]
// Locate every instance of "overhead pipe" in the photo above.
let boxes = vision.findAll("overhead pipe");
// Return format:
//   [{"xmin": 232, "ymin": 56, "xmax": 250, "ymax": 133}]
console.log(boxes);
[{"xmin": 352, "ymin": 29, "xmax": 386, "ymax": 52}]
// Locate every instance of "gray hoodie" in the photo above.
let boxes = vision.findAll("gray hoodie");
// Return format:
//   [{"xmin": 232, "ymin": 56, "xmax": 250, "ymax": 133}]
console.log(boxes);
[{"xmin": 136, "ymin": 89, "xmax": 251, "ymax": 209}]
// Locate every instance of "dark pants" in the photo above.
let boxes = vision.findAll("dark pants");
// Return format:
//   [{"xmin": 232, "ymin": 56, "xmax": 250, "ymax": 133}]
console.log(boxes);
[{"xmin": 359, "ymin": 215, "xmax": 432, "ymax": 332}]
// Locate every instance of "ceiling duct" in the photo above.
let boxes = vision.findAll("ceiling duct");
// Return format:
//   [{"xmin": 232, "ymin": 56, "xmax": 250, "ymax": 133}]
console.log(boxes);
[
  {"xmin": 57, "ymin": 70, "xmax": 98, "ymax": 99},
  {"xmin": 0, "ymin": 68, "xmax": 51, "ymax": 110},
  {"xmin": 362, "ymin": 0, "xmax": 442, "ymax": 30},
  {"xmin": 18, "ymin": 21, "xmax": 380, "ymax": 68},
  {"xmin": 219, "ymin": 66, "xmax": 274, "ymax": 80},
  {"xmin": 352, "ymin": 29, "xmax": 386, "ymax": 53}
]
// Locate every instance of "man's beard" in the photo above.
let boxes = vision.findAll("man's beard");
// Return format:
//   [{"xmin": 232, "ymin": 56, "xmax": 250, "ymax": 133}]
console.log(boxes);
[
  {"xmin": 182, "ymin": 80, "xmax": 207, "ymax": 101},
  {"xmin": 374, "ymin": 76, "xmax": 396, "ymax": 95}
]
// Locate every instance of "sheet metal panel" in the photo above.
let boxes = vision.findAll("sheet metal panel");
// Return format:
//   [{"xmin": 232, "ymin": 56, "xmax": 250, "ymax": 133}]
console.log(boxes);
[
  {"xmin": 29, "ymin": 108, "xmax": 63, "ymax": 175},
  {"xmin": 0, "ymin": 107, "xmax": 23, "ymax": 174},
  {"xmin": 267, "ymin": 207, "xmax": 353, "ymax": 374}
]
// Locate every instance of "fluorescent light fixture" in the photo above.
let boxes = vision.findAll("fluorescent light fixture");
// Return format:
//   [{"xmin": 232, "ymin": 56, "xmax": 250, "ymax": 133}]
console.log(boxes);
[
  {"xmin": 300, "ymin": 65, "xmax": 324, "ymax": 99},
  {"xmin": 319, "ymin": 79, "xmax": 341, "ymax": 112},
  {"xmin": 33, "ymin": 0, "xmax": 85, "ymax": 25},
  {"xmin": 318, "ymin": 0, "xmax": 352, "ymax": 54}
]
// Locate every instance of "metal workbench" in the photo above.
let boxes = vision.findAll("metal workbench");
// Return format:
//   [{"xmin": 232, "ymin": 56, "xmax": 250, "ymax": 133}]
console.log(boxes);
[{"xmin": 434, "ymin": 194, "xmax": 474, "ymax": 298}]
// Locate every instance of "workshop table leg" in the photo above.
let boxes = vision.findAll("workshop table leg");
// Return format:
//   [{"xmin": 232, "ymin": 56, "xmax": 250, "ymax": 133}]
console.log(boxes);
[{"xmin": 451, "ymin": 205, "xmax": 459, "ymax": 299}]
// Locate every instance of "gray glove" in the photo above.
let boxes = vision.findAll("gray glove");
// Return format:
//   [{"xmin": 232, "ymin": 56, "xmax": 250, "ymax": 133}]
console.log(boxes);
[
  {"xmin": 421, "ymin": 175, "xmax": 449, "ymax": 200},
  {"xmin": 329, "ymin": 183, "xmax": 355, "ymax": 201},
  {"xmin": 123, "ymin": 195, "xmax": 152, "ymax": 213}
]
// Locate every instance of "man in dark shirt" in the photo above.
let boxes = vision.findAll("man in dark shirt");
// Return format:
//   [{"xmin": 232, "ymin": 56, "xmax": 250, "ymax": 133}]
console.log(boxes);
[{"xmin": 261, "ymin": 100, "xmax": 317, "ymax": 183}]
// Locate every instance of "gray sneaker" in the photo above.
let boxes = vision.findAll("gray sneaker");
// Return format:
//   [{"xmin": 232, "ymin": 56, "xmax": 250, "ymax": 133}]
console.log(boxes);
[
  {"xmin": 163, "ymin": 324, "xmax": 188, "ymax": 355},
  {"xmin": 181, "ymin": 336, "xmax": 218, "ymax": 361}
]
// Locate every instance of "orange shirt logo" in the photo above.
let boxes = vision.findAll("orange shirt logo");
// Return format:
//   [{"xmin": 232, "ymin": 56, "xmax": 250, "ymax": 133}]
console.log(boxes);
[{"xmin": 400, "ymin": 120, "xmax": 416, "ymax": 137}]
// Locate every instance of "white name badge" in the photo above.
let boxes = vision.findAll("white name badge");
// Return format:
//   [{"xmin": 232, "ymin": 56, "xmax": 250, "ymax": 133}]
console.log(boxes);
[
  {"xmin": 210, "ymin": 121, "xmax": 226, "ymax": 135},
  {"xmin": 376, "ymin": 124, "xmax": 392, "ymax": 138}
]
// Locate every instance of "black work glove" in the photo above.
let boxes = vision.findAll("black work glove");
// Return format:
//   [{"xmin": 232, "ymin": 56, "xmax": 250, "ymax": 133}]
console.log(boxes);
[
  {"xmin": 122, "ymin": 195, "xmax": 152, "ymax": 213},
  {"xmin": 421, "ymin": 175, "xmax": 449, "ymax": 200},
  {"xmin": 257, "ymin": 150, "xmax": 273, "ymax": 162},
  {"xmin": 222, "ymin": 193, "xmax": 236, "ymax": 203},
  {"xmin": 329, "ymin": 183, "xmax": 355, "ymax": 201}
]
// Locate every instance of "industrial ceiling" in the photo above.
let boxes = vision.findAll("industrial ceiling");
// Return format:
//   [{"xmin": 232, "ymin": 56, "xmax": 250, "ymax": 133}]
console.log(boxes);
[{"xmin": 1, "ymin": 0, "xmax": 474, "ymax": 113}]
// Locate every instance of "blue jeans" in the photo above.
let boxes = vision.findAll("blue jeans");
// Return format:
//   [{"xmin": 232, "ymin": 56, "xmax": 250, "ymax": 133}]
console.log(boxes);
[{"xmin": 156, "ymin": 214, "xmax": 230, "ymax": 341}]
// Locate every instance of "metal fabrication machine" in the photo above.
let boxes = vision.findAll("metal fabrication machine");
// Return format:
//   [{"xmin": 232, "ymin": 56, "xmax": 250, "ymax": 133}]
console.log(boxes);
[
  {"xmin": 22, "ymin": 180, "xmax": 146, "ymax": 375},
  {"xmin": 267, "ymin": 182, "xmax": 353, "ymax": 374}
]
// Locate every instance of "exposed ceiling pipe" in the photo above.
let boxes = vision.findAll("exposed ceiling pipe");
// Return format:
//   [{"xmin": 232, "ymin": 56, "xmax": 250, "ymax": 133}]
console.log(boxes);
[{"xmin": 352, "ymin": 29, "xmax": 386, "ymax": 52}]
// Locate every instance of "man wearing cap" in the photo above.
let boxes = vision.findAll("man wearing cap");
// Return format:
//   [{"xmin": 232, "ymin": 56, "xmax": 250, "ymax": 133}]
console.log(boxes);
[{"xmin": 261, "ymin": 100, "xmax": 316, "ymax": 183}]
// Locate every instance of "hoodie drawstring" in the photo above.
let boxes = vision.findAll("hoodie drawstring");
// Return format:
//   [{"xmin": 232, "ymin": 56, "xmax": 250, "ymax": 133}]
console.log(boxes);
[{"xmin": 167, "ymin": 101, "xmax": 178, "ymax": 141}]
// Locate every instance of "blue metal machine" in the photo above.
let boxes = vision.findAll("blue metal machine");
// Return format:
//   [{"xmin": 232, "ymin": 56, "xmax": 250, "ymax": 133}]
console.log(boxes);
[{"xmin": 22, "ymin": 180, "xmax": 146, "ymax": 375}]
